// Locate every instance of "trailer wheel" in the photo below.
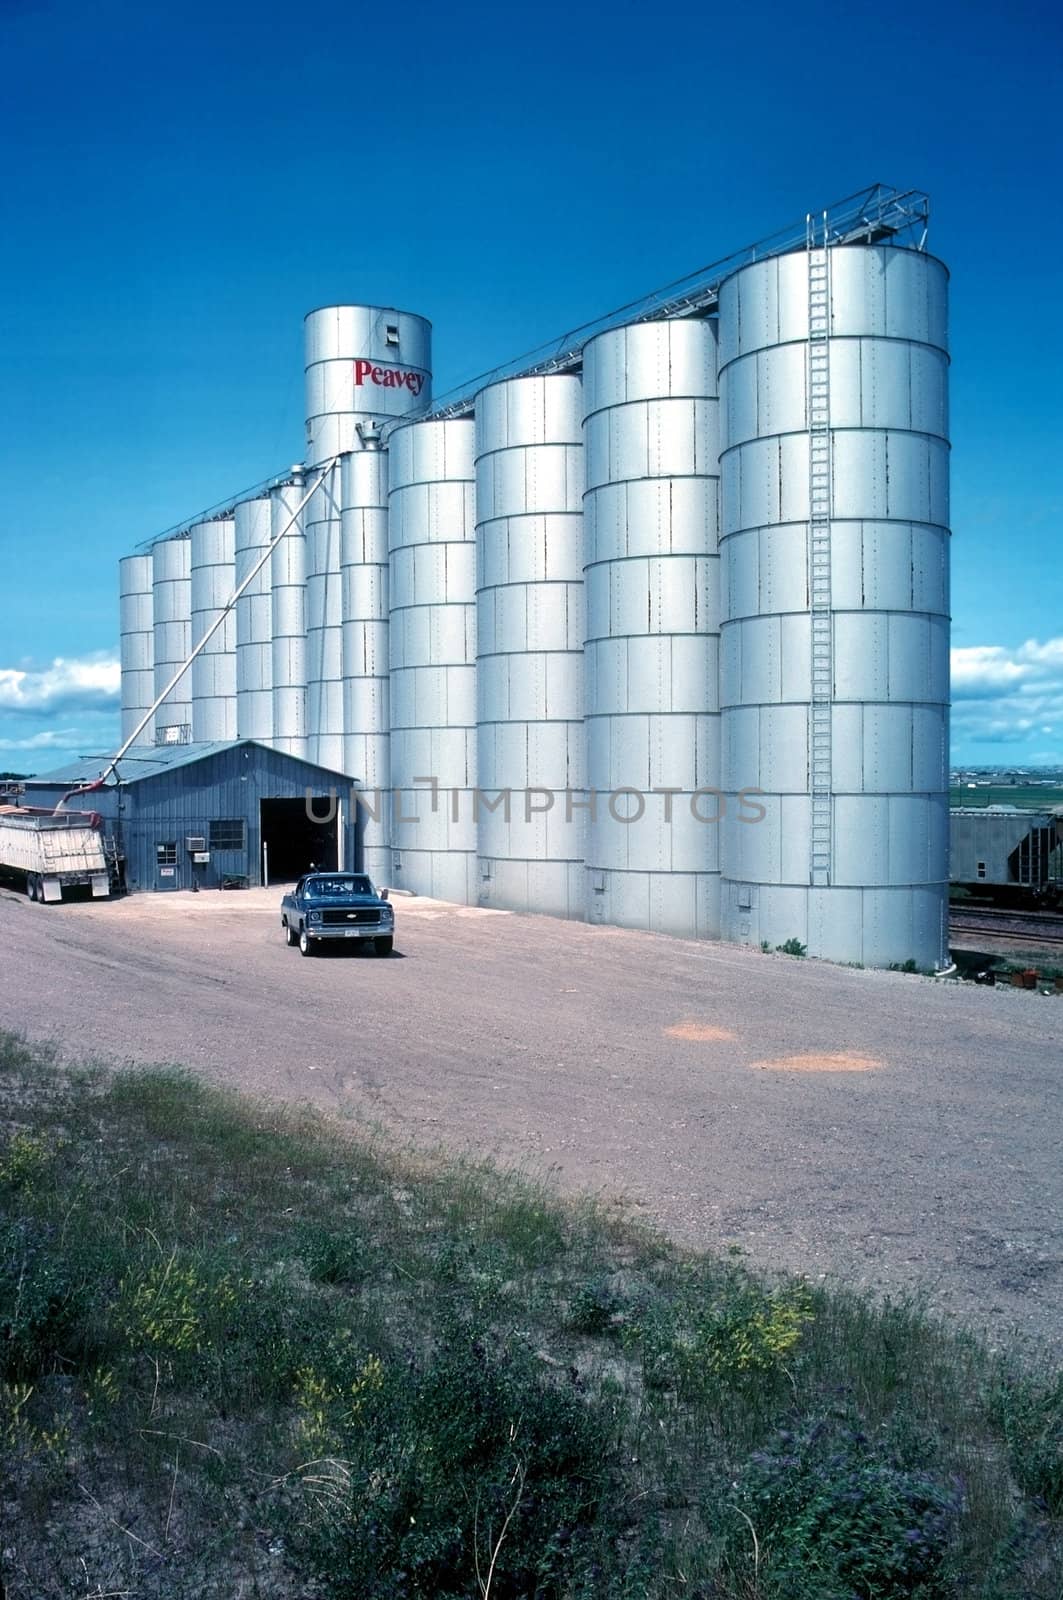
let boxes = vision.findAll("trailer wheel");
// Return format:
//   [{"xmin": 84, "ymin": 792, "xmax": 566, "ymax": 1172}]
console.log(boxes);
[{"xmin": 27, "ymin": 875, "xmax": 38, "ymax": 903}]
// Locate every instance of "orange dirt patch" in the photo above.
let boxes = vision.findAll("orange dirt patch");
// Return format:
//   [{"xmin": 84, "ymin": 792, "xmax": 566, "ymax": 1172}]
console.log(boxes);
[
  {"xmin": 750, "ymin": 1052, "xmax": 884, "ymax": 1073},
  {"xmin": 665, "ymin": 1022, "xmax": 737, "ymax": 1043}
]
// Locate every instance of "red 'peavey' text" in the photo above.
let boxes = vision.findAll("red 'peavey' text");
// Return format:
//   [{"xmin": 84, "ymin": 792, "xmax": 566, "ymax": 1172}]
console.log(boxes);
[{"xmin": 353, "ymin": 359, "xmax": 426, "ymax": 398}]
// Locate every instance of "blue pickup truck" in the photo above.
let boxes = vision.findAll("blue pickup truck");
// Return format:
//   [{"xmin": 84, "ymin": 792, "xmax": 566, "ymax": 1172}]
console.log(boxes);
[{"xmin": 280, "ymin": 872, "xmax": 395, "ymax": 957}]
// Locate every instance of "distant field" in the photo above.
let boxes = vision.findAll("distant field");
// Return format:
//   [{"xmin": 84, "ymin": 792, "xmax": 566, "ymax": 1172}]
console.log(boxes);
[{"xmin": 951, "ymin": 784, "xmax": 1063, "ymax": 809}]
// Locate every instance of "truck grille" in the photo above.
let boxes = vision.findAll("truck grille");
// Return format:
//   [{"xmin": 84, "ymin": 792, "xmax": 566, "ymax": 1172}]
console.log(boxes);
[{"xmin": 321, "ymin": 907, "xmax": 382, "ymax": 926}]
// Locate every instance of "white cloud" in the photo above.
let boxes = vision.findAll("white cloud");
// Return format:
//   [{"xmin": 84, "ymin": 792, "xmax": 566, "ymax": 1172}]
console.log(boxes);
[
  {"xmin": 950, "ymin": 636, "xmax": 1063, "ymax": 762},
  {"xmin": 0, "ymin": 728, "xmax": 85, "ymax": 752},
  {"xmin": 0, "ymin": 652, "xmax": 120, "ymax": 715},
  {"xmin": 950, "ymin": 646, "xmax": 1030, "ymax": 698}
]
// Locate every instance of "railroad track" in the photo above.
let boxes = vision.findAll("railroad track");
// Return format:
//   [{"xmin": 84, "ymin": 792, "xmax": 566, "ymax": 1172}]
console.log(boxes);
[{"xmin": 950, "ymin": 907, "xmax": 1063, "ymax": 948}]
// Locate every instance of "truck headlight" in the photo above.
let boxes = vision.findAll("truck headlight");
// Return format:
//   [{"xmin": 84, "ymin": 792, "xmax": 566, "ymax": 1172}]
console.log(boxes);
[{"xmin": 309, "ymin": 909, "xmax": 323, "ymax": 925}]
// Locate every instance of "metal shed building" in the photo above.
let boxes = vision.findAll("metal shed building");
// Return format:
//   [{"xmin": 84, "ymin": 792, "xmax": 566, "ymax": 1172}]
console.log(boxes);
[{"xmin": 21, "ymin": 741, "xmax": 358, "ymax": 894}]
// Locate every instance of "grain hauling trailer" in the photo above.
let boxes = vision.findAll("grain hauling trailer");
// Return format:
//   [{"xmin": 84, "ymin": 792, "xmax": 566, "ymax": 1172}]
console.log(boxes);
[{"xmin": 0, "ymin": 805, "xmax": 111, "ymax": 903}]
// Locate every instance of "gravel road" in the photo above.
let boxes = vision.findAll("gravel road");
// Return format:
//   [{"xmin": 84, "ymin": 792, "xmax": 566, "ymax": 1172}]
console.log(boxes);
[{"xmin": 2, "ymin": 885, "xmax": 1060, "ymax": 1353}]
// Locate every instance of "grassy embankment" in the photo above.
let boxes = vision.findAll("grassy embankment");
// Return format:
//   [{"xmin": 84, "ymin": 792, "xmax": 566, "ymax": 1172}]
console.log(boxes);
[{"xmin": 1, "ymin": 1031, "xmax": 1061, "ymax": 1598}]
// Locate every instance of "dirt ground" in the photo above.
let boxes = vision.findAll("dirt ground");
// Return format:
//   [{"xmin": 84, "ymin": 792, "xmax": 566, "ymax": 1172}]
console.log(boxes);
[{"xmin": 2, "ymin": 884, "xmax": 1061, "ymax": 1353}]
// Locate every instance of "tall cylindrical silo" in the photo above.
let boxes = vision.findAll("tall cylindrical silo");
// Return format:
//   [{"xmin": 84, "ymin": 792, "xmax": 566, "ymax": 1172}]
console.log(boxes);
[
  {"xmin": 190, "ymin": 516, "xmax": 237, "ymax": 743},
  {"xmin": 388, "ymin": 417, "xmax": 477, "ymax": 903},
  {"xmin": 304, "ymin": 463, "xmax": 345, "ymax": 770},
  {"xmin": 341, "ymin": 447, "xmax": 390, "ymax": 880},
  {"xmin": 304, "ymin": 305, "xmax": 432, "ymax": 466},
  {"xmin": 152, "ymin": 535, "xmax": 192, "ymax": 743},
  {"xmin": 119, "ymin": 553, "xmax": 155, "ymax": 745},
  {"xmin": 234, "ymin": 496, "xmax": 274, "ymax": 742},
  {"xmin": 582, "ymin": 320, "xmax": 723, "ymax": 938},
  {"xmin": 271, "ymin": 469, "xmax": 308, "ymax": 758},
  {"xmin": 474, "ymin": 375, "xmax": 585, "ymax": 917},
  {"xmin": 718, "ymin": 243, "xmax": 950, "ymax": 969}
]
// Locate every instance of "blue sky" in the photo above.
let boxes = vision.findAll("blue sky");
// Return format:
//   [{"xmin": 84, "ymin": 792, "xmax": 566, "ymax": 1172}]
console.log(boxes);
[{"xmin": 1, "ymin": 0, "xmax": 1060, "ymax": 772}]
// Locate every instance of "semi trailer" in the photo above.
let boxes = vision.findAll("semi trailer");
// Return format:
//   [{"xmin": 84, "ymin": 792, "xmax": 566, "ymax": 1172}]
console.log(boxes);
[{"xmin": 0, "ymin": 805, "xmax": 112, "ymax": 903}]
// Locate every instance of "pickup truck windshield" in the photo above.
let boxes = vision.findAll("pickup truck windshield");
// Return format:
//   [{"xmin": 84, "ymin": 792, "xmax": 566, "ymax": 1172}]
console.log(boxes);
[{"xmin": 305, "ymin": 876, "xmax": 375, "ymax": 898}]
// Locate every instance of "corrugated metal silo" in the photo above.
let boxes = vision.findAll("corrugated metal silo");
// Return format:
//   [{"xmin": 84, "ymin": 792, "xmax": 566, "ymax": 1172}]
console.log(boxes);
[
  {"xmin": 582, "ymin": 320, "xmax": 723, "ymax": 938},
  {"xmin": 152, "ymin": 535, "xmax": 193, "ymax": 743},
  {"xmin": 270, "ymin": 470, "xmax": 308, "ymax": 758},
  {"xmin": 304, "ymin": 463, "xmax": 345, "ymax": 771},
  {"xmin": 190, "ymin": 516, "xmax": 237, "ymax": 743},
  {"xmin": 234, "ymin": 496, "xmax": 274, "ymax": 742},
  {"xmin": 119, "ymin": 553, "xmax": 155, "ymax": 745},
  {"xmin": 474, "ymin": 374, "xmax": 585, "ymax": 916},
  {"xmin": 304, "ymin": 305, "xmax": 432, "ymax": 466},
  {"xmin": 387, "ymin": 417, "xmax": 477, "ymax": 902},
  {"xmin": 341, "ymin": 447, "xmax": 391, "ymax": 880},
  {"xmin": 718, "ymin": 243, "xmax": 950, "ymax": 968}
]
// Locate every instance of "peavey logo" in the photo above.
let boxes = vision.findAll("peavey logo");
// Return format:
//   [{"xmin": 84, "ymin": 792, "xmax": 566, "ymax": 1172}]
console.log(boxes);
[{"xmin": 354, "ymin": 358, "xmax": 426, "ymax": 398}]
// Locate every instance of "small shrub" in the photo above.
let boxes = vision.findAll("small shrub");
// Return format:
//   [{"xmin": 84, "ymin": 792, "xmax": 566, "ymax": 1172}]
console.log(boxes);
[
  {"xmin": 1, "ymin": 1380, "xmax": 69, "ymax": 1464},
  {"xmin": 889, "ymin": 958, "xmax": 920, "ymax": 974},
  {"xmin": 294, "ymin": 1351, "xmax": 385, "ymax": 1456},
  {"xmin": 288, "ymin": 1337, "xmax": 610, "ymax": 1599},
  {"xmin": 726, "ymin": 1413, "xmax": 962, "ymax": 1597},
  {"xmin": 0, "ymin": 1131, "xmax": 55, "ymax": 1192},
  {"xmin": 992, "ymin": 1368, "xmax": 1063, "ymax": 1513},
  {"xmin": 693, "ymin": 1284, "xmax": 812, "ymax": 1384},
  {"xmin": 567, "ymin": 1280, "xmax": 623, "ymax": 1336},
  {"xmin": 622, "ymin": 1279, "xmax": 813, "ymax": 1397},
  {"xmin": 0, "ymin": 1221, "xmax": 84, "ymax": 1379},
  {"xmin": 300, "ymin": 1224, "xmax": 374, "ymax": 1286},
  {"xmin": 776, "ymin": 938, "xmax": 807, "ymax": 958},
  {"xmin": 117, "ymin": 1251, "xmax": 243, "ymax": 1355},
  {"xmin": 83, "ymin": 1365, "xmax": 120, "ymax": 1415}
]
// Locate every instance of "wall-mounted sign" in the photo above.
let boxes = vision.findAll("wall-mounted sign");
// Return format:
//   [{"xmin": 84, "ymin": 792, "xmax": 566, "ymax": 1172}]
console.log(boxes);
[{"xmin": 353, "ymin": 359, "xmax": 425, "ymax": 398}]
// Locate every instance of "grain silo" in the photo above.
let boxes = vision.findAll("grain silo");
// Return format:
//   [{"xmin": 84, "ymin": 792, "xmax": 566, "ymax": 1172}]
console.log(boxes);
[
  {"xmin": 582, "ymin": 320, "xmax": 723, "ymax": 937},
  {"xmin": 341, "ymin": 446, "xmax": 391, "ymax": 881},
  {"xmin": 270, "ymin": 470, "xmax": 309, "ymax": 758},
  {"xmin": 303, "ymin": 305, "xmax": 431, "ymax": 466},
  {"xmin": 718, "ymin": 241, "xmax": 950, "ymax": 968},
  {"xmin": 118, "ymin": 553, "xmax": 155, "ymax": 745},
  {"xmin": 234, "ymin": 496, "xmax": 274, "ymax": 742},
  {"xmin": 189, "ymin": 516, "xmax": 237, "ymax": 743},
  {"xmin": 302, "ymin": 306, "xmax": 433, "ymax": 775},
  {"xmin": 474, "ymin": 374, "xmax": 585, "ymax": 917},
  {"xmin": 304, "ymin": 463, "xmax": 345, "ymax": 770},
  {"xmin": 387, "ymin": 417, "xmax": 478, "ymax": 902},
  {"xmin": 151, "ymin": 535, "xmax": 192, "ymax": 743}
]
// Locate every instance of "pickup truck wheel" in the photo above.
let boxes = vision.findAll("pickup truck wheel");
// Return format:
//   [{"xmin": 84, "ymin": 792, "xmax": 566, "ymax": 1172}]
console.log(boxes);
[
  {"xmin": 376, "ymin": 936, "xmax": 393, "ymax": 956},
  {"xmin": 299, "ymin": 927, "xmax": 314, "ymax": 957},
  {"xmin": 284, "ymin": 921, "xmax": 297, "ymax": 947}
]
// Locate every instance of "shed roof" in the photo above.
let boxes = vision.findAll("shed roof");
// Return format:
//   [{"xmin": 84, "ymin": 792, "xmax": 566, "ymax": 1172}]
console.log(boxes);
[{"xmin": 22, "ymin": 741, "xmax": 354, "ymax": 789}]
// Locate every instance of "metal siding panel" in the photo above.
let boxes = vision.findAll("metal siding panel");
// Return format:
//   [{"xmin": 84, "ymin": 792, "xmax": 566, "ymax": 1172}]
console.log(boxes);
[
  {"xmin": 583, "ymin": 321, "xmax": 721, "ymax": 936},
  {"xmin": 474, "ymin": 374, "xmax": 585, "ymax": 914},
  {"xmin": 718, "ymin": 245, "xmax": 949, "ymax": 966},
  {"xmin": 388, "ymin": 417, "xmax": 478, "ymax": 900}
]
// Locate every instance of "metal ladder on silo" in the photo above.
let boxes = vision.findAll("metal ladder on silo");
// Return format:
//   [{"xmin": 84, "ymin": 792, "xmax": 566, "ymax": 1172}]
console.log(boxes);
[{"xmin": 807, "ymin": 212, "xmax": 833, "ymax": 888}]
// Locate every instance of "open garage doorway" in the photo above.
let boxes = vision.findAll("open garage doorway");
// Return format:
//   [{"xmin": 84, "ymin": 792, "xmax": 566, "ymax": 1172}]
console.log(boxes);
[{"xmin": 260, "ymin": 797, "xmax": 337, "ymax": 884}]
